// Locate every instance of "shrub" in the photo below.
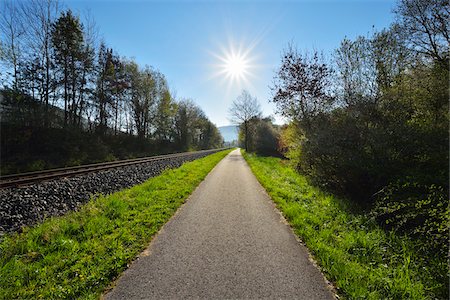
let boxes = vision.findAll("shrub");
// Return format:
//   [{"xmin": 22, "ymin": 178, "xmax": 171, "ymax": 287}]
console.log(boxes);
[{"xmin": 372, "ymin": 180, "xmax": 449, "ymax": 256}]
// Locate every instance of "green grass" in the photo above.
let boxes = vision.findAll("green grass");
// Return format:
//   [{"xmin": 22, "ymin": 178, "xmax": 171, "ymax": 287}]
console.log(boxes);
[
  {"xmin": 243, "ymin": 152, "xmax": 447, "ymax": 300},
  {"xmin": 0, "ymin": 149, "xmax": 232, "ymax": 299}
]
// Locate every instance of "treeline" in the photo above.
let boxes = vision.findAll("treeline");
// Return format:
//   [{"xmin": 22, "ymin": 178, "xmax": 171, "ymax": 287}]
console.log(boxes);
[
  {"xmin": 228, "ymin": 90, "xmax": 280, "ymax": 156},
  {"xmin": 0, "ymin": 0, "xmax": 223, "ymax": 173},
  {"xmin": 269, "ymin": 0, "xmax": 448, "ymax": 256}
]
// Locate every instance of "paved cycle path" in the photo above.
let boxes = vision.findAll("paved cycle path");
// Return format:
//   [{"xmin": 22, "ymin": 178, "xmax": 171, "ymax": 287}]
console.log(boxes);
[{"xmin": 105, "ymin": 149, "xmax": 335, "ymax": 299}]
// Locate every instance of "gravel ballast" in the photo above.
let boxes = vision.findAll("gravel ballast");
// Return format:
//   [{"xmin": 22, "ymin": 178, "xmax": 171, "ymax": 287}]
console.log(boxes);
[{"xmin": 0, "ymin": 150, "xmax": 222, "ymax": 234}]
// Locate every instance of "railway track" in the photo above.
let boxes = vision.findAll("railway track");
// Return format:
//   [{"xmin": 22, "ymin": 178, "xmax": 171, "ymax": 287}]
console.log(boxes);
[{"xmin": 0, "ymin": 148, "xmax": 227, "ymax": 188}]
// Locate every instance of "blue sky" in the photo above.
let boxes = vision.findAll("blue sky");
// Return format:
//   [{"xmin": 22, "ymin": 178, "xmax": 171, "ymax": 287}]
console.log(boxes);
[{"xmin": 67, "ymin": 0, "xmax": 397, "ymax": 127}]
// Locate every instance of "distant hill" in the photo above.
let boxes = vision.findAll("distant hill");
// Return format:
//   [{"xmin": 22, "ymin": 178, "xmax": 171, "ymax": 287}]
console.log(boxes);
[{"xmin": 218, "ymin": 125, "xmax": 239, "ymax": 142}]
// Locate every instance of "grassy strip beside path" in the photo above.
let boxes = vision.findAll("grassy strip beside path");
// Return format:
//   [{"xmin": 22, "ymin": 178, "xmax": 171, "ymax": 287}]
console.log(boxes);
[
  {"xmin": 243, "ymin": 152, "xmax": 447, "ymax": 299},
  {"xmin": 0, "ymin": 149, "xmax": 232, "ymax": 299}
]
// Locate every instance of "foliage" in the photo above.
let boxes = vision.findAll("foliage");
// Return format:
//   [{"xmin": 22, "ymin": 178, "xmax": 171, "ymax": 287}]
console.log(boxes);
[
  {"xmin": 272, "ymin": 1, "xmax": 449, "ymax": 259},
  {"xmin": 0, "ymin": 150, "xmax": 232, "ymax": 299},
  {"xmin": 197, "ymin": 119, "xmax": 224, "ymax": 150},
  {"xmin": 277, "ymin": 123, "xmax": 303, "ymax": 165},
  {"xmin": 238, "ymin": 117, "xmax": 280, "ymax": 156},
  {"xmin": 51, "ymin": 10, "xmax": 87, "ymax": 127},
  {"xmin": 228, "ymin": 90, "xmax": 280, "ymax": 155},
  {"xmin": 372, "ymin": 180, "xmax": 449, "ymax": 256},
  {"xmin": 253, "ymin": 118, "xmax": 280, "ymax": 155},
  {"xmin": 174, "ymin": 99, "xmax": 223, "ymax": 151},
  {"xmin": 95, "ymin": 44, "xmax": 126, "ymax": 135},
  {"xmin": 271, "ymin": 45, "xmax": 333, "ymax": 129},
  {"xmin": 1, "ymin": 123, "xmax": 165, "ymax": 175},
  {"xmin": 243, "ymin": 152, "xmax": 448, "ymax": 299},
  {"xmin": 154, "ymin": 89, "xmax": 177, "ymax": 143}
]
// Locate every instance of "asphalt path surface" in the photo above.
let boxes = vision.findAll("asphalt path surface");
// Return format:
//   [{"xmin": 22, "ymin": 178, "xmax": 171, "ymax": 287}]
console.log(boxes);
[{"xmin": 105, "ymin": 149, "xmax": 335, "ymax": 299}]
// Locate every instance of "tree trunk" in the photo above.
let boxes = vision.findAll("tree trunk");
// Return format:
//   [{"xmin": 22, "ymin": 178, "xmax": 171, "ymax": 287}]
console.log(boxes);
[
  {"xmin": 44, "ymin": 9, "xmax": 50, "ymax": 128},
  {"xmin": 244, "ymin": 120, "xmax": 248, "ymax": 151},
  {"xmin": 64, "ymin": 59, "xmax": 68, "ymax": 127}
]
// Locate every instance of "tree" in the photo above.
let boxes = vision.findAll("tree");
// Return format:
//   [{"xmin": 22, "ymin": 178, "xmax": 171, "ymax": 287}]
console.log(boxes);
[
  {"xmin": 0, "ymin": 0, "xmax": 25, "ymax": 91},
  {"xmin": 51, "ymin": 10, "xmax": 85, "ymax": 127},
  {"xmin": 95, "ymin": 43, "xmax": 114, "ymax": 134},
  {"xmin": 172, "ymin": 99, "xmax": 222, "ymax": 151},
  {"xmin": 139, "ymin": 66, "xmax": 158, "ymax": 138},
  {"xmin": 395, "ymin": 0, "xmax": 449, "ymax": 64},
  {"xmin": 20, "ymin": 0, "xmax": 60, "ymax": 126},
  {"xmin": 95, "ymin": 46, "xmax": 126, "ymax": 134},
  {"xmin": 228, "ymin": 90, "xmax": 261, "ymax": 151},
  {"xmin": 75, "ymin": 13, "xmax": 97, "ymax": 129},
  {"xmin": 154, "ymin": 89, "xmax": 177, "ymax": 143},
  {"xmin": 371, "ymin": 27, "xmax": 410, "ymax": 94},
  {"xmin": 253, "ymin": 117, "xmax": 280, "ymax": 155},
  {"xmin": 198, "ymin": 120, "xmax": 223, "ymax": 149},
  {"xmin": 333, "ymin": 36, "xmax": 378, "ymax": 106},
  {"xmin": 174, "ymin": 99, "xmax": 201, "ymax": 151},
  {"xmin": 271, "ymin": 45, "xmax": 333, "ymax": 130},
  {"xmin": 125, "ymin": 62, "xmax": 150, "ymax": 138}
]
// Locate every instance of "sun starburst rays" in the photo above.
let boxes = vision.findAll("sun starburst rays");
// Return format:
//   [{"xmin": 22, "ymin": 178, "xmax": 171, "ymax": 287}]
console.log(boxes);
[
  {"xmin": 218, "ymin": 49, "xmax": 250, "ymax": 81},
  {"xmin": 208, "ymin": 41, "xmax": 260, "ymax": 91},
  {"xmin": 223, "ymin": 54, "xmax": 247, "ymax": 79}
]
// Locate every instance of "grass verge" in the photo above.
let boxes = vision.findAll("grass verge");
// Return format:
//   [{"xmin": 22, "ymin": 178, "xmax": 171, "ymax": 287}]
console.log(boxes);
[
  {"xmin": 243, "ymin": 152, "xmax": 447, "ymax": 300},
  {"xmin": 0, "ymin": 149, "xmax": 232, "ymax": 299}
]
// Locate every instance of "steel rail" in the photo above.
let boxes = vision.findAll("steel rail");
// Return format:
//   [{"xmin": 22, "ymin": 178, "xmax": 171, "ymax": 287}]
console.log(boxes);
[{"xmin": 0, "ymin": 148, "xmax": 227, "ymax": 188}]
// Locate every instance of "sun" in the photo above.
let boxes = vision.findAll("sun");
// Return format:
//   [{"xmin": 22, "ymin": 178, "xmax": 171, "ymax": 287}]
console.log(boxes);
[
  {"xmin": 207, "ymin": 38, "xmax": 263, "ymax": 91},
  {"xmin": 223, "ymin": 53, "xmax": 248, "ymax": 79},
  {"xmin": 210, "ymin": 43, "xmax": 255, "ymax": 85}
]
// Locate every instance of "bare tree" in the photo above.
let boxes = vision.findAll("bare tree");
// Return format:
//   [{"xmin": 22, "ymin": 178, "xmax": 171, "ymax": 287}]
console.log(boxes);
[
  {"xmin": 77, "ymin": 10, "xmax": 98, "ymax": 128},
  {"xmin": 395, "ymin": 0, "xmax": 449, "ymax": 63},
  {"xmin": 228, "ymin": 90, "xmax": 261, "ymax": 151},
  {"xmin": 19, "ymin": 0, "xmax": 60, "ymax": 125},
  {"xmin": 0, "ymin": 0, "xmax": 25, "ymax": 90}
]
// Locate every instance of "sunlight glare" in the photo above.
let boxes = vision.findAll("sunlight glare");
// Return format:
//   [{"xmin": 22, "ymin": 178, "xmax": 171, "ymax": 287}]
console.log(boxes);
[
  {"xmin": 224, "ymin": 53, "xmax": 247, "ymax": 78},
  {"xmin": 210, "ymin": 43, "xmax": 257, "ymax": 88},
  {"xmin": 207, "ymin": 35, "xmax": 267, "ymax": 93}
]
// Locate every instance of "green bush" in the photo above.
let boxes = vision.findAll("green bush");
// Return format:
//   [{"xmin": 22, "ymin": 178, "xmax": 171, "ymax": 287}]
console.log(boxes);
[
  {"xmin": 1, "ymin": 125, "xmax": 167, "ymax": 174},
  {"xmin": 26, "ymin": 160, "xmax": 46, "ymax": 172},
  {"xmin": 372, "ymin": 180, "xmax": 449, "ymax": 256},
  {"xmin": 238, "ymin": 117, "xmax": 280, "ymax": 156},
  {"xmin": 254, "ymin": 119, "xmax": 280, "ymax": 156}
]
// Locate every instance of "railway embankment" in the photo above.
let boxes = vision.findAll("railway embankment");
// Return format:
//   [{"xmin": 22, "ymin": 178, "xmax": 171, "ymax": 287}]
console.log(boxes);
[{"xmin": 0, "ymin": 149, "xmax": 224, "ymax": 233}]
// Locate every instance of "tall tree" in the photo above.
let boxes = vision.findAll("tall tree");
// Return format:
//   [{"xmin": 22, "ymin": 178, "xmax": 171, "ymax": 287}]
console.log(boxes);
[
  {"xmin": 0, "ymin": 0, "xmax": 25, "ymax": 91},
  {"xmin": 95, "ymin": 44, "xmax": 128, "ymax": 134},
  {"xmin": 395, "ymin": 0, "xmax": 449, "ymax": 63},
  {"xmin": 333, "ymin": 36, "xmax": 378, "ymax": 105},
  {"xmin": 228, "ymin": 90, "xmax": 261, "ymax": 151},
  {"xmin": 51, "ymin": 9, "xmax": 84, "ymax": 127},
  {"xmin": 20, "ymin": 0, "xmax": 60, "ymax": 126},
  {"xmin": 174, "ymin": 99, "xmax": 211, "ymax": 151},
  {"xmin": 197, "ymin": 120, "xmax": 223, "ymax": 149},
  {"xmin": 154, "ymin": 89, "xmax": 177, "ymax": 143},
  {"xmin": 124, "ymin": 62, "xmax": 158, "ymax": 138},
  {"xmin": 139, "ymin": 66, "xmax": 157, "ymax": 138},
  {"xmin": 174, "ymin": 100, "xmax": 194, "ymax": 150}
]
